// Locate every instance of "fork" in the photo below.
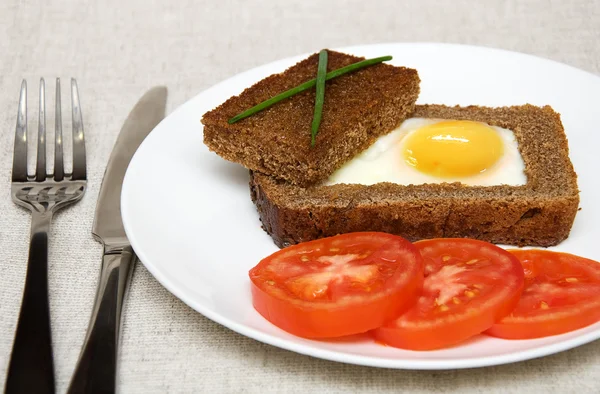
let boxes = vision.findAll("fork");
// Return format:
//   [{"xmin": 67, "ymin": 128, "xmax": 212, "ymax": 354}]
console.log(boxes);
[{"xmin": 5, "ymin": 78, "xmax": 87, "ymax": 394}]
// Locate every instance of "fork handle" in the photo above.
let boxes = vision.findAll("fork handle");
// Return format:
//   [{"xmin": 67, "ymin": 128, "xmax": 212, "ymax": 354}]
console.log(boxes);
[
  {"xmin": 5, "ymin": 212, "xmax": 55, "ymax": 394},
  {"xmin": 67, "ymin": 245, "xmax": 135, "ymax": 394}
]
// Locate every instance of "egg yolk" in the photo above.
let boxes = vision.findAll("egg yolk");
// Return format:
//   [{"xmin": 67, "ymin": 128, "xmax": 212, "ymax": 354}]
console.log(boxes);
[{"xmin": 403, "ymin": 120, "xmax": 504, "ymax": 178}]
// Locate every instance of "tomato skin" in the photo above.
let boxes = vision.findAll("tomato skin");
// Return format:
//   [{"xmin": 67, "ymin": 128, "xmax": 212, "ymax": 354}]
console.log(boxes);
[
  {"xmin": 486, "ymin": 308, "xmax": 600, "ymax": 339},
  {"xmin": 486, "ymin": 250, "xmax": 600, "ymax": 339},
  {"xmin": 250, "ymin": 277, "xmax": 422, "ymax": 338},
  {"xmin": 249, "ymin": 232, "xmax": 423, "ymax": 339},
  {"xmin": 373, "ymin": 302, "xmax": 504, "ymax": 351},
  {"xmin": 373, "ymin": 238, "xmax": 524, "ymax": 350}
]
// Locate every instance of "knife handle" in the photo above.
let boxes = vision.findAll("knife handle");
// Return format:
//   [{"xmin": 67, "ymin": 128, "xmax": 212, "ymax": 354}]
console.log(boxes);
[{"xmin": 67, "ymin": 246, "xmax": 135, "ymax": 394}]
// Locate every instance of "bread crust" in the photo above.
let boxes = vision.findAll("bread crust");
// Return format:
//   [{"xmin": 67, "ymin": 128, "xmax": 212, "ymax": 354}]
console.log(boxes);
[
  {"xmin": 250, "ymin": 104, "xmax": 580, "ymax": 248},
  {"xmin": 202, "ymin": 50, "xmax": 420, "ymax": 187}
]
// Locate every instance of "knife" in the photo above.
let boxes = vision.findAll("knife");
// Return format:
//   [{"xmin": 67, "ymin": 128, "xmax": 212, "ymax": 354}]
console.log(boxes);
[{"xmin": 67, "ymin": 87, "xmax": 168, "ymax": 394}]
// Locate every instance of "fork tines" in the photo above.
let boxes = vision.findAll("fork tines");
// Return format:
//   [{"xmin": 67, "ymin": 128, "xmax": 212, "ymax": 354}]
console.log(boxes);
[{"xmin": 12, "ymin": 78, "xmax": 87, "ymax": 183}]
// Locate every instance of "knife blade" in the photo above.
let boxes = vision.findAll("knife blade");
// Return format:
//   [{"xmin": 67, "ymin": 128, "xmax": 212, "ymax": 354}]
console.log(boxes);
[{"xmin": 67, "ymin": 87, "xmax": 168, "ymax": 394}]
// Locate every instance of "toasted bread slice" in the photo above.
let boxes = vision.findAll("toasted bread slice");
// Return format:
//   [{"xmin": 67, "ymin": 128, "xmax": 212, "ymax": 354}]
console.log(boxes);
[
  {"xmin": 250, "ymin": 104, "xmax": 580, "ymax": 248},
  {"xmin": 202, "ymin": 50, "xmax": 420, "ymax": 187}
]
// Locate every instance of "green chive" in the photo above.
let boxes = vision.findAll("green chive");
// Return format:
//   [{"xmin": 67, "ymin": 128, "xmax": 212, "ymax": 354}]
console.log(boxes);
[
  {"xmin": 311, "ymin": 50, "xmax": 328, "ymax": 146},
  {"xmin": 228, "ymin": 55, "xmax": 393, "ymax": 124}
]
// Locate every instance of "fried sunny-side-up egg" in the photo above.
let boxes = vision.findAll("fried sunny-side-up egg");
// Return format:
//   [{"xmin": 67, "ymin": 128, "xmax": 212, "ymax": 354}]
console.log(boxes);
[{"xmin": 324, "ymin": 118, "xmax": 527, "ymax": 186}]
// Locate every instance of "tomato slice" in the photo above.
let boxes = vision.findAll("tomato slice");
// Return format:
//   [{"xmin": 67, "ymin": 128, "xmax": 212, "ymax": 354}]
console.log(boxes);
[
  {"xmin": 373, "ymin": 238, "xmax": 524, "ymax": 350},
  {"xmin": 486, "ymin": 249, "xmax": 600, "ymax": 339},
  {"xmin": 249, "ymin": 232, "xmax": 423, "ymax": 338}
]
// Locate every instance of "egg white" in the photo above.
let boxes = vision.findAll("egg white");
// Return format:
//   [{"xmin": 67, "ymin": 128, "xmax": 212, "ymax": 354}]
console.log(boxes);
[{"xmin": 324, "ymin": 118, "xmax": 527, "ymax": 187}]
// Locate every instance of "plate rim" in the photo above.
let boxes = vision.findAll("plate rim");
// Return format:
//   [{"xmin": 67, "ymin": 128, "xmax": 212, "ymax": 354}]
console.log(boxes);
[{"xmin": 122, "ymin": 42, "xmax": 600, "ymax": 370}]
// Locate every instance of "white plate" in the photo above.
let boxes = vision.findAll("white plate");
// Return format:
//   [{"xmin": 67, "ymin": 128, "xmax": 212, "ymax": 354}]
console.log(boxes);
[{"xmin": 121, "ymin": 43, "xmax": 600, "ymax": 369}]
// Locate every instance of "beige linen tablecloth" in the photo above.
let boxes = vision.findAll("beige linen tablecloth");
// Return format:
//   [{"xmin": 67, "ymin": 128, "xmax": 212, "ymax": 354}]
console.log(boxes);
[{"xmin": 1, "ymin": 0, "xmax": 599, "ymax": 392}]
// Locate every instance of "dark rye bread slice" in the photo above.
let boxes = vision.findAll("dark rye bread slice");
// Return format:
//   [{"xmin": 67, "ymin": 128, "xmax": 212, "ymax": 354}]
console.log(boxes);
[
  {"xmin": 202, "ymin": 50, "xmax": 420, "ymax": 187},
  {"xmin": 250, "ymin": 104, "xmax": 580, "ymax": 248}
]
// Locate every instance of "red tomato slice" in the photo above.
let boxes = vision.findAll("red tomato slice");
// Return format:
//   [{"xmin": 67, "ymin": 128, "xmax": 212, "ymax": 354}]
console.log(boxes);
[
  {"xmin": 373, "ymin": 238, "xmax": 524, "ymax": 350},
  {"xmin": 486, "ymin": 249, "xmax": 600, "ymax": 339},
  {"xmin": 249, "ymin": 232, "xmax": 423, "ymax": 338}
]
